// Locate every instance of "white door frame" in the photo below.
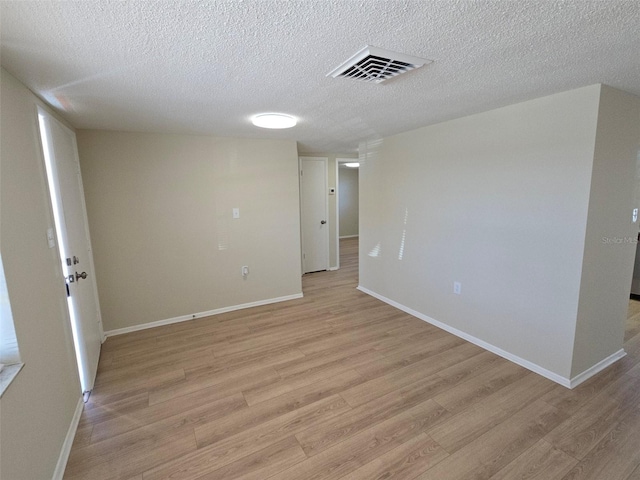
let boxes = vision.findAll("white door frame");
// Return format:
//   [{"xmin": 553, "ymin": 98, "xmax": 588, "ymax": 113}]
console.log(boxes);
[{"xmin": 333, "ymin": 159, "xmax": 340, "ymax": 270}]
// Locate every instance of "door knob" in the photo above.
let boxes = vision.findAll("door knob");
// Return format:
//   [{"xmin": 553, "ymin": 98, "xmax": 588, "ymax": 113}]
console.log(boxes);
[
  {"xmin": 75, "ymin": 271, "xmax": 87, "ymax": 281},
  {"xmin": 320, "ymin": 220, "xmax": 326, "ymax": 224}
]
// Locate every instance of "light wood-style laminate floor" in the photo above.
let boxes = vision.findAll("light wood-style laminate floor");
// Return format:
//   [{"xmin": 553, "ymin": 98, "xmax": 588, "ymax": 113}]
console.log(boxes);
[{"xmin": 64, "ymin": 237, "xmax": 640, "ymax": 479}]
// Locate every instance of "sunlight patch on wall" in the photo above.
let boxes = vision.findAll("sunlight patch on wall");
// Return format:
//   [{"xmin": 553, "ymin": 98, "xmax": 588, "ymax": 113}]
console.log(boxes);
[
  {"xmin": 398, "ymin": 207, "xmax": 409, "ymax": 260},
  {"xmin": 0, "ymin": 254, "xmax": 20, "ymax": 365}
]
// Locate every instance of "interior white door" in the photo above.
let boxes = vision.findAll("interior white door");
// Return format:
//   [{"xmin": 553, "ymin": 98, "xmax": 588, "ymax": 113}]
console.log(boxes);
[
  {"xmin": 300, "ymin": 157, "xmax": 329, "ymax": 273},
  {"xmin": 39, "ymin": 110, "xmax": 102, "ymax": 393}
]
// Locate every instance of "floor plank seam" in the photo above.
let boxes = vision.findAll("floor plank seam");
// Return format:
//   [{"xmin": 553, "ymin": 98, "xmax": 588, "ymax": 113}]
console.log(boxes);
[{"xmin": 64, "ymin": 239, "xmax": 640, "ymax": 480}]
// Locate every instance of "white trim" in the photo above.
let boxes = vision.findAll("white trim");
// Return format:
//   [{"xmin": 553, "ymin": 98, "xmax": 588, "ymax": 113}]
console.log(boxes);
[
  {"xmin": 328, "ymin": 267, "xmax": 339, "ymax": 271},
  {"xmin": 53, "ymin": 397, "xmax": 84, "ymax": 480},
  {"xmin": 0, "ymin": 363, "xmax": 24, "ymax": 398},
  {"xmin": 569, "ymin": 349, "xmax": 626, "ymax": 389},
  {"xmin": 334, "ymin": 159, "xmax": 340, "ymax": 270},
  {"xmin": 104, "ymin": 293, "xmax": 303, "ymax": 337},
  {"xmin": 357, "ymin": 285, "xmax": 574, "ymax": 387},
  {"xmin": 339, "ymin": 235, "xmax": 359, "ymax": 239}
]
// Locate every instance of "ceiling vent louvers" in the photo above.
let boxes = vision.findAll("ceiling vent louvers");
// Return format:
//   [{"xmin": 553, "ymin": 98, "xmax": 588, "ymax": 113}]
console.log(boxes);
[{"xmin": 327, "ymin": 45, "xmax": 431, "ymax": 84}]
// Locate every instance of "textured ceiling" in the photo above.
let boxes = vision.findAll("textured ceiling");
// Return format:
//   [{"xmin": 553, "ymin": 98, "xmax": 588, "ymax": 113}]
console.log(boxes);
[{"xmin": 2, "ymin": 1, "xmax": 640, "ymax": 154}]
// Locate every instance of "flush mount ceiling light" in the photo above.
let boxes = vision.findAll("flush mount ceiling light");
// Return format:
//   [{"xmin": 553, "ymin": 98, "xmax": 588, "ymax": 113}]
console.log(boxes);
[
  {"xmin": 327, "ymin": 45, "xmax": 432, "ymax": 84},
  {"xmin": 251, "ymin": 113, "xmax": 297, "ymax": 129},
  {"xmin": 344, "ymin": 162, "xmax": 360, "ymax": 168}
]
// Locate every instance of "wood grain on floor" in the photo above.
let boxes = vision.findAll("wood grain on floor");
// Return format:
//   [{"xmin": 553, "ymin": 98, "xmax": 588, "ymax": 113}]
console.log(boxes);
[{"xmin": 64, "ymin": 237, "xmax": 640, "ymax": 479}]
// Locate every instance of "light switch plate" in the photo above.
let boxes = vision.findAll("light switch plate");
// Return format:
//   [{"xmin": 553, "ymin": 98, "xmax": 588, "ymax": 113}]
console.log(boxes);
[{"xmin": 232, "ymin": 208, "xmax": 240, "ymax": 219}]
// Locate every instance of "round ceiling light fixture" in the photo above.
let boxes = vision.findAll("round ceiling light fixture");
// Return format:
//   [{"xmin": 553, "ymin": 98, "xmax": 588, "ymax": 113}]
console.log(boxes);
[
  {"xmin": 251, "ymin": 113, "xmax": 297, "ymax": 129},
  {"xmin": 344, "ymin": 162, "xmax": 360, "ymax": 168}
]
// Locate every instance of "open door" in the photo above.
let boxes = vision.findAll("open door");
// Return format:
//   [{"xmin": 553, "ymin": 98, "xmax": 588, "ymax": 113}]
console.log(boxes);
[
  {"xmin": 300, "ymin": 157, "xmax": 329, "ymax": 273},
  {"xmin": 38, "ymin": 109, "xmax": 103, "ymax": 394}
]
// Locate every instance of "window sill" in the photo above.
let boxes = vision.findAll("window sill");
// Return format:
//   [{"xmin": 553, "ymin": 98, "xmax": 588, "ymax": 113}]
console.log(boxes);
[{"xmin": 0, "ymin": 363, "xmax": 24, "ymax": 398}]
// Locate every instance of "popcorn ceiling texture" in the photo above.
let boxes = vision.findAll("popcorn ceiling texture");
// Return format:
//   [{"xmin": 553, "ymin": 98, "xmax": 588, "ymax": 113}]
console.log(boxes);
[{"xmin": 1, "ymin": 0, "xmax": 639, "ymax": 153}]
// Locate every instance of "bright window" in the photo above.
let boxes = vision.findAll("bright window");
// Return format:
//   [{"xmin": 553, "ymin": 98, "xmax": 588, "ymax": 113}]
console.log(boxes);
[{"xmin": 0, "ymin": 253, "xmax": 20, "ymax": 366}]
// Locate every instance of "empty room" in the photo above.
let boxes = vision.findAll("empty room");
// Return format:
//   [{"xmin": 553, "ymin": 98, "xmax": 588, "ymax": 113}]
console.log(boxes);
[{"xmin": 2, "ymin": 1, "xmax": 640, "ymax": 479}]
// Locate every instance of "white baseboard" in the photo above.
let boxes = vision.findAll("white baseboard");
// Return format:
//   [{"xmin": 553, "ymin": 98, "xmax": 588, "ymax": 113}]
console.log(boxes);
[
  {"xmin": 569, "ymin": 349, "xmax": 626, "ymax": 388},
  {"xmin": 356, "ymin": 285, "xmax": 593, "ymax": 389},
  {"xmin": 328, "ymin": 266, "xmax": 339, "ymax": 271},
  {"xmin": 104, "ymin": 293, "xmax": 304, "ymax": 337},
  {"xmin": 53, "ymin": 397, "xmax": 83, "ymax": 480},
  {"xmin": 339, "ymin": 235, "xmax": 359, "ymax": 239}
]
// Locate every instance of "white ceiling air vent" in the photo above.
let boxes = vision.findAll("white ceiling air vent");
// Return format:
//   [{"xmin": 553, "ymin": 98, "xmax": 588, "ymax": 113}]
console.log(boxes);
[{"xmin": 327, "ymin": 45, "xmax": 432, "ymax": 84}]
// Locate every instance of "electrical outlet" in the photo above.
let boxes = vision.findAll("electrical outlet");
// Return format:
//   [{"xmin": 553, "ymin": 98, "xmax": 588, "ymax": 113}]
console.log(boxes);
[
  {"xmin": 453, "ymin": 281, "xmax": 462, "ymax": 295},
  {"xmin": 241, "ymin": 265, "xmax": 249, "ymax": 277}
]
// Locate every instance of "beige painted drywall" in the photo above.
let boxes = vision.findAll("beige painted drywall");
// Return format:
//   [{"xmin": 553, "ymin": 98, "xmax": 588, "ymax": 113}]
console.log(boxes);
[
  {"xmin": 339, "ymin": 166, "xmax": 359, "ymax": 237},
  {"xmin": 571, "ymin": 86, "xmax": 640, "ymax": 377},
  {"xmin": 359, "ymin": 85, "xmax": 605, "ymax": 380},
  {"xmin": 1, "ymin": 68, "xmax": 81, "ymax": 479},
  {"xmin": 77, "ymin": 130, "xmax": 302, "ymax": 332}
]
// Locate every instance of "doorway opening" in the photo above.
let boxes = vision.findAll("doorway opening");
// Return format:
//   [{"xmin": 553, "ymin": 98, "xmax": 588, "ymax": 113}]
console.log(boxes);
[
  {"xmin": 299, "ymin": 156, "xmax": 358, "ymax": 281},
  {"xmin": 300, "ymin": 157, "xmax": 330, "ymax": 274},
  {"xmin": 338, "ymin": 159, "xmax": 359, "ymax": 241}
]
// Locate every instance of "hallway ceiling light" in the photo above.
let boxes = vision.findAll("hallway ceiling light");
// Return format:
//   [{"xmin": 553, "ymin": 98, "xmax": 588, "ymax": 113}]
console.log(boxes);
[
  {"xmin": 344, "ymin": 162, "xmax": 360, "ymax": 168},
  {"xmin": 251, "ymin": 113, "xmax": 297, "ymax": 129}
]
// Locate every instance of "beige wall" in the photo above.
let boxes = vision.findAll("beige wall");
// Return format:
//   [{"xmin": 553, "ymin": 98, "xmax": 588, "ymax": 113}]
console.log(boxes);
[
  {"xmin": 77, "ymin": 131, "xmax": 302, "ymax": 332},
  {"xmin": 359, "ymin": 85, "xmax": 611, "ymax": 381},
  {"xmin": 339, "ymin": 166, "xmax": 359, "ymax": 237},
  {"xmin": 1, "ymin": 69, "xmax": 81, "ymax": 479},
  {"xmin": 572, "ymin": 86, "xmax": 640, "ymax": 377}
]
